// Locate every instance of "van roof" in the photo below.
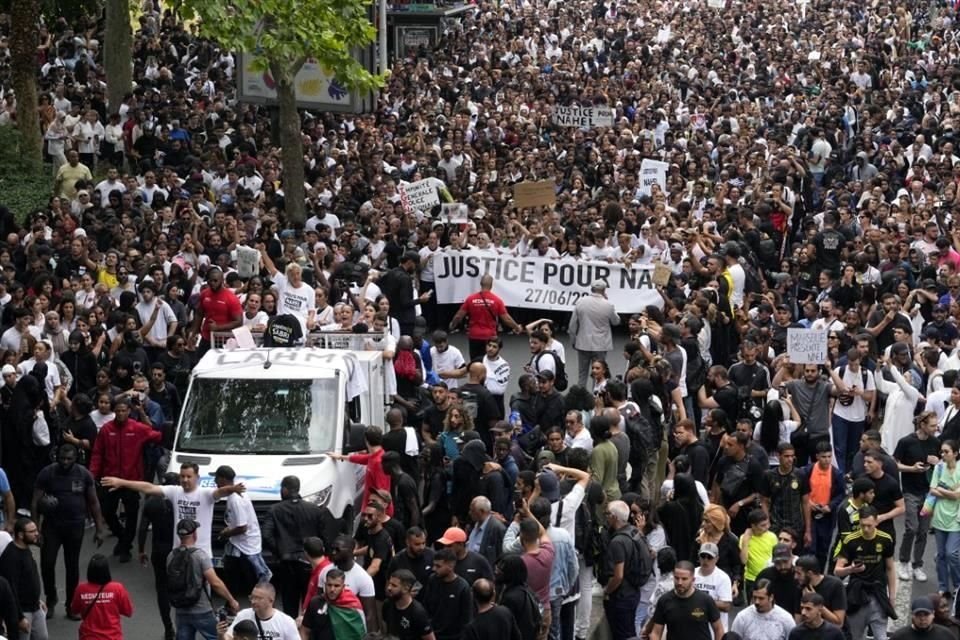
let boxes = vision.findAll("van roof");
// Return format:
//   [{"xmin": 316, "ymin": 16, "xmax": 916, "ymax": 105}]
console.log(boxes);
[{"xmin": 193, "ymin": 348, "xmax": 362, "ymax": 379}]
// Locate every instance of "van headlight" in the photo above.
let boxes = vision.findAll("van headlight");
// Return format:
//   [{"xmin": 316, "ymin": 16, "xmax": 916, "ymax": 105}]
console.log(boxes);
[{"xmin": 304, "ymin": 486, "xmax": 332, "ymax": 508}]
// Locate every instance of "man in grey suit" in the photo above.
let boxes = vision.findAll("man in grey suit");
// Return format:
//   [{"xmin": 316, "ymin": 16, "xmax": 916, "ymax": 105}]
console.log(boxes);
[
  {"xmin": 466, "ymin": 496, "xmax": 506, "ymax": 569},
  {"xmin": 569, "ymin": 280, "xmax": 621, "ymax": 386}
]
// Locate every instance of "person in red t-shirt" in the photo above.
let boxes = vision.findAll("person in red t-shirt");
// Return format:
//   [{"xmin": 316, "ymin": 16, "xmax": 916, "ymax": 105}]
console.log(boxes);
[
  {"xmin": 71, "ymin": 554, "xmax": 133, "ymax": 640},
  {"xmin": 328, "ymin": 426, "xmax": 393, "ymax": 516},
  {"xmin": 189, "ymin": 266, "xmax": 242, "ymax": 355},
  {"xmin": 449, "ymin": 274, "xmax": 523, "ymax": 361}
]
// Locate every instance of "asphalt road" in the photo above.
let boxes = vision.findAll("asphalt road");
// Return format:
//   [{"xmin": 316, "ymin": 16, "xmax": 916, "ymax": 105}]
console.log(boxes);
[{"xmin": 40, "ymin": 333, "xmax": 940, "ymax": 638}]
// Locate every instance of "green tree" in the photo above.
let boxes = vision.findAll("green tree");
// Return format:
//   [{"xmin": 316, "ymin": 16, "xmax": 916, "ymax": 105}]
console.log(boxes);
[
  {"xmin": 9, "ymin": 0, "xmax": 41, "ymax": 170},
  {"xmin": 182, "ymin": 0, "xmax": 381, "ymax": 224}
]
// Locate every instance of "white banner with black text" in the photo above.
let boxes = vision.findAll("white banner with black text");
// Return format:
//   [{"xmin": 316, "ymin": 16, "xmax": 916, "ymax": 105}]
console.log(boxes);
[{"xmin": 432, "ymin": 250, "xmax": 663, "ymax": 312}]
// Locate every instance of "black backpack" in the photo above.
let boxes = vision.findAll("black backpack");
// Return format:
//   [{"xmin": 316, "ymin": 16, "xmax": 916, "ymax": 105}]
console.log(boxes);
[
  {"xmin": 620, "ymin": 403, "xmax": 660, "ymax": 470},
  {"xmin": 167, "ymin": 547, "xmax": 205, "ymax": 608},
  {"xmin": 535, "ymin": 351, "xmax": 568, "ymax": 391},
  {"xmin": 618, "ymin": 528, "xmax": 655, "ymax": 588},
  {"xmin": 681, "ymin": 337, "xmax": 708, "ymax": 392}
]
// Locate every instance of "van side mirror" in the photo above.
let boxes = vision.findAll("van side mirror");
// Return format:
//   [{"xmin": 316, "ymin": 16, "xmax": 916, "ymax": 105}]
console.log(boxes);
[{"xmin": 344, "ymin": 423, "xmax": 367, "ymax": 454}]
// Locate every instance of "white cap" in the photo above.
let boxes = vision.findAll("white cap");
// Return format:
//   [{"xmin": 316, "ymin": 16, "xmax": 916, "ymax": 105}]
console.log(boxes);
[{"xmin": 1, "ymin": 365, "xmax": 16, "ymax": 376}]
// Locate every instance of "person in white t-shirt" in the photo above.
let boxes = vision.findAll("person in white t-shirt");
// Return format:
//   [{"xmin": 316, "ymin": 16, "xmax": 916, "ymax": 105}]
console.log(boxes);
[
  {"xmin": 318, "ymin": 535, "xmax": 376, "ymax": 601},
  {"xmin": 259, "ymin": 249, "xmax": 317, "ymax": 335},
  {"xmin": 224, "ymin": 582, "xmax": 299, "ymax": 640},
  {"xmin": 215, "ymin": 465, "xmax": 272, "ymax": 583},
  {"xmin": 101, "ymin": 462, "xmax": 246, "ymax": 559},
  {"xmin": 694, "ymin": 543, "xmax": 733, "ymax": 634},
  {"xmin": 430, "ymin": 331, "xmax": 467, "ymax": 389}
]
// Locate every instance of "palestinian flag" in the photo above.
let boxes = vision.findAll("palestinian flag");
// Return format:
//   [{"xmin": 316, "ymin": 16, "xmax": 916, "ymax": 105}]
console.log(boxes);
[{"xmin": 329, "ymin": 587, "xmax": 367, "ymax": 640}]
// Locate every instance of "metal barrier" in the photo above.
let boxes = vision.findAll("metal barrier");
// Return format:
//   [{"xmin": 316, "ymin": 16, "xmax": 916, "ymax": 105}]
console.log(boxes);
[{"xmin": 210, "ymin": 330, "xmax": 389, "ymax": 351}]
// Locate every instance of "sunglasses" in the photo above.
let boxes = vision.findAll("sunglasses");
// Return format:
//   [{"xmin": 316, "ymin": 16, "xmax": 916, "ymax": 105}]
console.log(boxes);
[{"xmin": 699, "ymin": 554, "xmax": 715, "ymax": 560}]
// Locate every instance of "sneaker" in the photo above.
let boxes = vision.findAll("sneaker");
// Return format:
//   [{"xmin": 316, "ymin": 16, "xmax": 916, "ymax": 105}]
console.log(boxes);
[
  {"xmin": 898, "ymin": 562, "xmax": 912, "ymax": 580},
  {"xmin": 914, "ymin": 567, "xmax": 928, "ymax": 582}
]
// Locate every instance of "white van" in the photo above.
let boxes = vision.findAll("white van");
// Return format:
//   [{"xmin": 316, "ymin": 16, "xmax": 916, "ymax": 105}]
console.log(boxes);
[{"xmin": 169, "ymin": 344, "xmax": 387, "ymax": 561}]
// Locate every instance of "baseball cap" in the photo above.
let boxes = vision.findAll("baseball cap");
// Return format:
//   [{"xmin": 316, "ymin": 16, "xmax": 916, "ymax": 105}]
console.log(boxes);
[
  {"xmin": 699, "ymin": 542, "xmax": 719, "ymax": 558},
  {"xmin": 912, "ymin": 596, "xmax": 934, "ymax": 614},
  {"xmin": 537, "ymin": 470, "xmax": 560, "ymax": 502},
  {"xmin": 1, "ymin": 365, "xmax": 15, "ymax": 376},
  {"xmin": 437, "ymin": 527, "xmax": 467, "ymax": 545},
  {"xmin": 772, "ymin": 543, "xmax": 792, "ymax": 561},
  {"xmin": 176, "ymin": 519, "xmax": 199, "ymax": 537}
]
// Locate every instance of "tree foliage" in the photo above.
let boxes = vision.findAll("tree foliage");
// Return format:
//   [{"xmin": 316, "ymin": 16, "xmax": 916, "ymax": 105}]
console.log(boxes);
[
  {"xmin": 181, "ymin": 0, "xmax": 382, "ymax": 93},
  {"xmin": 181, "ymin": 0, "xmax": 382, "ymax": 224}
]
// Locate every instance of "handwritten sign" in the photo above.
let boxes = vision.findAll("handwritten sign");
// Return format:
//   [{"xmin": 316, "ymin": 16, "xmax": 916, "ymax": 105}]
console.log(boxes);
[
  {"xmin": 638, "ymin": 159, "xmax": 669, "ymax": 197},
  {"xmin": 399, "ymin": 179, "xmax": 440, "ymax": 213},
  {"xmin": 513, "ymin": 180, "xmax": 556, "ymax": 209},
  {"xmin": 553, "ymin": 105, "xmax": 615, "ymax": 128},
  {"xmin": 787, "ymin": 328, "xmax": 828, "ymax": 364}
]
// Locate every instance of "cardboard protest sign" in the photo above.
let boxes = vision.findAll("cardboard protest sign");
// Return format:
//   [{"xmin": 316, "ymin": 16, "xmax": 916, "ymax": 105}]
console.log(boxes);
[
  {"xmin": 513, "ymin": 180, "xmax": 557, "ymax": 208},
  {"xmin": 787, "ymin": 328, "xmax": 828, "ymax": 364}
]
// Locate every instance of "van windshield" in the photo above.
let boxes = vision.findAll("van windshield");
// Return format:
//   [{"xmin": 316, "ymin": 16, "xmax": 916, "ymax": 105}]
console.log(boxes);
[{"xmin": 176, "ymin": 377, "xmax": 340, "ymax": 454}]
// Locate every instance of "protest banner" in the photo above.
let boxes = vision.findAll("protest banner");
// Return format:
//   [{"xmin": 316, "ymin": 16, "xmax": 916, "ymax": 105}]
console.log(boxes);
[
  {"xmin": 707, "ymin": 0, "xmax": 725, "ymax": 8},
  {"xmin": 553, "ymin": 105, "xmax": 615, "ymax": 128},
  {"xmin": 438, "ymin": 203, "xmax": 469, "ymax": 224},
  {"xmin": 434, "ymin": 250, "xmax": 663, "ymax": 312},
  {"xmin": 398, "ymin": 179, "xmax": 440, "ymax": 212},
  {"xmin": 638, "ymin": 159, "xmax": 669, "ymax": 197},
  {"xmin": 787, "ymin": 328, "xmax": 828, "ymax": 364},
  {"xmin": 513, "ymin": 180, "xmax": 557, "ymax": 208}
]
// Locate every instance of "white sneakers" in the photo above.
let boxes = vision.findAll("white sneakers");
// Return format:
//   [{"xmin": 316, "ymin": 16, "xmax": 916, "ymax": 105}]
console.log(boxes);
[
  {"xmin": 898, "ymin": 562, "xmax": 929, "ymax": 582},
  {"xmin": 898, "ymin": 562, "xmax": 912, "ymax": 581}
]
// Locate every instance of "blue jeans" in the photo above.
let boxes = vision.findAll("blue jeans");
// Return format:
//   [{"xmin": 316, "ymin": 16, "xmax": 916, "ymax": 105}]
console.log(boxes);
[
  {"xmin": 831, "ymin": 414, "xmax": 865, "ymax": 477},
  {"xmin": 935, "ymin": 529, "xmax": 960, "ymax": 594},
  {"xmin": 245, "ymin": 552, "xmax": 273, "ymax": 582},
  {"xmin": 176, "ymin": 610, "xmax": 218, "ymax": 640}
]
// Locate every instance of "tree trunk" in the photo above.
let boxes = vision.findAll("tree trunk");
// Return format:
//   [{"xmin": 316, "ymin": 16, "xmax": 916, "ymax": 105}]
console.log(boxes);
[
  {"xmin": 105, "ymin": 0, "xmax": 133, "ymax": 113},
  {"xmin": 273, "ymin": 64, "xmax": 306, "ymax": 225},
  {"xmin": 9, "ymin": 0, "xmax": 41, "ymax": 170}
]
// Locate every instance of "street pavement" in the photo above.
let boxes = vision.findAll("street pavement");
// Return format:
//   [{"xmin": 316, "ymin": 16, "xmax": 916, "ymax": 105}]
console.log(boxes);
[{"xmin": 40, "ymin": 333, "xmax": 938, "ymax": 638}]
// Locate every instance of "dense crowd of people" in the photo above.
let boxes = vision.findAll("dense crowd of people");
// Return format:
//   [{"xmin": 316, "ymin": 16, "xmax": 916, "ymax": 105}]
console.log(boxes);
[{"xmin": 1, "ymin": 0, "xmax": 960, "ymax": 637}]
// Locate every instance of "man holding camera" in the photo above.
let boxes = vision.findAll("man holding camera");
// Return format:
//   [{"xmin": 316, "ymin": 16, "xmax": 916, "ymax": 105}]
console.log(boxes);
[{"xmin": 831, "ymin": 349, "xmax": 876, "ymax": 476}]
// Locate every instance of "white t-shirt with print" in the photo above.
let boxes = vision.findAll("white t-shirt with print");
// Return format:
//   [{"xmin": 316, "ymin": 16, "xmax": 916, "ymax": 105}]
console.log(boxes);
[
  {"xmin": 161, "ymin": 486, "xmax": 217, "ymax": 557},
  {"xmin": 694, "ymin": 566, "xmax": 733, "ymax": 633},
  {"xmin": 272, "ymin": 273, "xmax": 316, "ymax": 331},
  {"xmin": 228, "ymin": 607, "xmax": 299, "ymax": 640}
]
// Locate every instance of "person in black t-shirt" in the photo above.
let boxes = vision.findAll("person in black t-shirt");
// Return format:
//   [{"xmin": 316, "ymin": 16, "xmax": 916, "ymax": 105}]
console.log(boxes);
[
  {"xmin": 387, "ymin": 527, "xmax": 435, "ymax": 590},
  {"xmin": 795, "ymin": 555, "xmax": 847, "ymax": 629},
  {"xmin": 359, "ymin": 501, "xmax": 394, "ymax": 606},
  {"xmin": 421, "ymin": 383, "xmax": 453, "ymax": 445},
  {"xmin": 834, "ymin": 507, "xmax": 896, "ymax": 640},
  {"xmin": 713, "ymin": 432, "xmax": 766, "ymax": 536},
  {"xmin": 382, "ymin": 409, "xmax": 420, "ymax": 479},
  {"xmin": 462, "ymin": 578, "xmax": 522, "ymax": 640},
  {"xmin": 383, "ymin": 452, "xmax": 421, "ymax": 530},
  {"xmin": 756, "ymin": 552, "xmax": 801, "ymax": 617},
  {"xmin": 789, "ymin": 592, "xmax": 845, "ymax": 640},
  {"xmin": 858, "ymin": 449, "xmax": 905, "ymax": 541},
  {"xmin": 650, "ymin": 561, "xmax": 724, "ymax": 640},
  {"xmin": 892, "ymin": 412, "xmax": 940, "ymax": 582},
  {"xmin": 383, "ymin": 570, "xmax": 434, "ymax": 640},
  {"xmin": 421, "ymin": 548, "xmax": 473, "ymax": 640},
  {"xmin": 698, "ymin": 366, "xmax": 741, "ymax": 424}
]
